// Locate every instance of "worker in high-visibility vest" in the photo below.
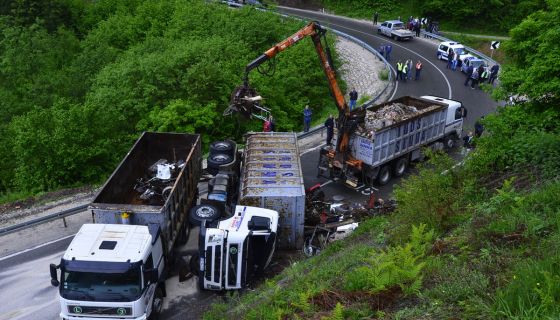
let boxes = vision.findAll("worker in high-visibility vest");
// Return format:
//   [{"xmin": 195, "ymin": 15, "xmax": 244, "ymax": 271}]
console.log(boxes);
[
  {"xmin": 402, "ymin": 62, "xmax": 408, "ymax": 82},
  {"xmin": 396, "ymin": 61, "xmax": 403, "ymax": 81},
  {"xmin": 415, "ymin": 60, "xmax": 423, "ymax": 80}
]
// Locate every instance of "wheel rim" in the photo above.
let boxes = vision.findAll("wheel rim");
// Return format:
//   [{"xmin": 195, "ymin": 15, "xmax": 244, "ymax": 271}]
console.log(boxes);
[
  {"xmin": 196, "ymin": 207, "xmax": 215, "ymax": 218},
  {"xmin": 380, "ymin": 170, "xmax": 389, "ymax": 183},
  {"xmin": 214, "ymin": 142, "xmax": 228, "ymax": 150},
  {"xmin": 212, "ymin": 154, "xmax": 229, "ymax": 163},
  {"xmin": 446, "ymin": 138, "xmax": 454, "ymax": 149},
  {"xmin": 396, "ymin": 161, "xmax": 406, "ymax": 175}
]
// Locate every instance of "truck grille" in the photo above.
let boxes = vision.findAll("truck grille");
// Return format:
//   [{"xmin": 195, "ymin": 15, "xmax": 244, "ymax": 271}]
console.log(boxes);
[{"xmin": 68, "ymin": 305, "xmax": 132, "ymax": 316}]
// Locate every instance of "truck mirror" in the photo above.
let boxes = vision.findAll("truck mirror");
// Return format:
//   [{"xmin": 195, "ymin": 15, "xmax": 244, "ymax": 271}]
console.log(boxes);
[{"xmin": 49, "ymin": 264, "xmax": 59, "ymax": 287}]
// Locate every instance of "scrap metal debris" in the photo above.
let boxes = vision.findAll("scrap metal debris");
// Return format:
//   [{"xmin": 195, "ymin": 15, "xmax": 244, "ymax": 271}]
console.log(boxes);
[
  {"xmin": 356, "ymin": 103, "xmax": 440, "ymax": 139},
  {"xmin": 133, "ymin": 159, "xmax": 185, "ymax": 202}
]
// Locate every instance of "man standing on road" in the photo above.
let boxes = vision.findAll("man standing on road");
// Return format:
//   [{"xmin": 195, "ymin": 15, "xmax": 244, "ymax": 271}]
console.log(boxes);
[
  {"xmin": 470, "ymin": 68, "xmax": 480, "ymax": 89},
  {"xmin": 373, "ymin": 11, "xmax": 379, "ymax": 25},
  {"xmin": 349, "ymin": 88, "xmax": 358, "ymax": 111},
  {"xmin": 402, "ymin": 62, "xmax": 408, "ymax": 82},
  {"xmin": 378, "ymin": 44, "xmax": 385, "ymax": 60},
  {"xmin": 324, "ymin": 114, "xmax": 335, "ymax": 146},
  {"xmin": 415, "ymin": 60, "xmax": 423, "ymax": 80},
  {"xmin": 447, "ymin": 49, "xmax": 454, "ymax": 69},
  {"xmin": 464, "ymin": 64, "xmax": 474, "ymax": 86},
  {"xmin": 414, "ymin": 20, "xmax": 421, "ymax": 37},
  {"xmin": 303, "ymin": 105, "xmax": 312, "ymax": 132},
  {"xmin": 452, "ymin": 55, "xmax": 459, "ymax": 71},
  {"xmin": 406, "ymin": 59, "xmax": 412, "ymax": 80},
  {"xmin": 385, "ymin": 44, "xmax": 392, "ymax": 61},
  {"xmin": 396, "ymin": 61, "xmax": 403, "ymax": 81},
  {"xmin": 488, "ymin": 64, "xmax": 500, "ymax": 84}
]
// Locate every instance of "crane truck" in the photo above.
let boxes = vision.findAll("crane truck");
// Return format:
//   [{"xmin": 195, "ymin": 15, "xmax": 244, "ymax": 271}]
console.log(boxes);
[{"xmin": 224, "ymin": 21, "xmax": 467, "ymax": 189}]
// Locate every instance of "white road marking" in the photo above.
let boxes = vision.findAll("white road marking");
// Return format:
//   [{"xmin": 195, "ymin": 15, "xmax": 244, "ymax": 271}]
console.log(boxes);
[{"xmin": 0, "ymin": 234, "xmax": 74, "ymax": 261}]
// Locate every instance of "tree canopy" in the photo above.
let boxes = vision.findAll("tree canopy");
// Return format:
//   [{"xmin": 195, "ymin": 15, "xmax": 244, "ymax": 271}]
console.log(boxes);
[{"xmin": 0, "ymin": 0, "xmax": 342, "ymax": 194}]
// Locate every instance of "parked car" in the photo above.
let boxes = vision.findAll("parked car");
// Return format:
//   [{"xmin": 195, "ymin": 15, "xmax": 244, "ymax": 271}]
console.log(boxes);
[
  {"xmin": 437, "ymin": 41, "xmax": 469, "ymax": 61},
  {"xmin": 461, "ymin": 56, "xmax": 487, "ymax": 73},
  {"xmin": 377, "ymin": 20, "xmax": 414, "ymax": 41}
]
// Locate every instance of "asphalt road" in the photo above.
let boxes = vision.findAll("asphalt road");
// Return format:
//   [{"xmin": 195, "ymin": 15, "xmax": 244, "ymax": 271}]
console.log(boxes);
[{"xmin": 0, "ymin": 7, "xmax": 501, "ymax": 320}]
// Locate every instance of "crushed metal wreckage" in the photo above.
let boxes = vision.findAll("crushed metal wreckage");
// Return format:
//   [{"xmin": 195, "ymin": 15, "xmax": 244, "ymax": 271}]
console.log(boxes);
[{"xmin": 355, "ymin": 102, "xmax": 440, "ymax": 139}]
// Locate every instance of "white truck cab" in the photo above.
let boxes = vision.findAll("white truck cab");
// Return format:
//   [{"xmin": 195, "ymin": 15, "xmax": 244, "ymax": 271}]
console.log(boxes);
[
  {"xmin": 197, "ymin": 205, "xmax": 279, "ymax": 290},
  {"xmin": 50, "ymin": 224, "xmax": 164, "ymax": 320},
  {"xmin": 421, "ymin": 95, "xmax": 467, "ymax": 144}
]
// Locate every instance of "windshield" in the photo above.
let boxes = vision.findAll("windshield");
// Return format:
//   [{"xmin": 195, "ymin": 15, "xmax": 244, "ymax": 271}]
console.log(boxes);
[
  {"xmin": 453, "ymin": 48, "xmax": 466, "ymax": 55},
  {"xmin": 60, "ymin": 268, "xmax": 142, "ymax": 302},
  {"xmin": 471, "ymin": 60, "xmax": 485, "ymax": 68}
]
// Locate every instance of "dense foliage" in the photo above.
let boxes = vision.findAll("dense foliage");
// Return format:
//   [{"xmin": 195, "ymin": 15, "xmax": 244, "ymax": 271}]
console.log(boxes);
[
  {"xmin": 204, "ymin": 1, "xmax": 560, "ymax": 318},
  {"xmin": 317, "ymin": 0, "xmax": 547, "ymax": 34},
  {"xmin": 0, "ymin": 0, "xmax": 342, "ymax": 195}
]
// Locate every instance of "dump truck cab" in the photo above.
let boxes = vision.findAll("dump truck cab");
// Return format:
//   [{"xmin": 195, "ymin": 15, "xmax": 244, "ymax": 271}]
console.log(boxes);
[
  {"xmin": 197, "ymin": 205, "xmax": 279, "ymax": 290},
  {"xmin": 51, "ymin": 224, "xmax": 165, "ymax": 320}
]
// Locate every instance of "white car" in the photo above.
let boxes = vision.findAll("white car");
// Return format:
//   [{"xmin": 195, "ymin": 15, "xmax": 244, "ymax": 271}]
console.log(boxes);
[{"xmin": 437, "ymin": 41, "xmax": 469, "ymax": 61}]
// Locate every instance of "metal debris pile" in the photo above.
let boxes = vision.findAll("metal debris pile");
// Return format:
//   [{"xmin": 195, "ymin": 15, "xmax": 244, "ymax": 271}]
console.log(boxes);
[
  {"xmin": 133, "ymin": 159, "xmax": 185, "ymax": 202},
  {"xmin": 355, "ymin": 103, "xmax": 440, "ymax": 139}
]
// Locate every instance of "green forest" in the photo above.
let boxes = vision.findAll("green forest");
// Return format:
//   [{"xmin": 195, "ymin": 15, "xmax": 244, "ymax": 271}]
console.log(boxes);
[{"xmin": 0, "ymin": 0, "xmax": 342, "ymax": 199}]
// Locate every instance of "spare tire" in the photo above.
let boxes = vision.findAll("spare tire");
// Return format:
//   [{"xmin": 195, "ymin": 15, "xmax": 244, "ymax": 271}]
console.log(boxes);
[
  {"xmin": 209, "ymin": 141, "xmax": 235, "ymax": 157},
  {"xmin": 189, "ymin": 204, "xmax": 221, "ymax": 226}
]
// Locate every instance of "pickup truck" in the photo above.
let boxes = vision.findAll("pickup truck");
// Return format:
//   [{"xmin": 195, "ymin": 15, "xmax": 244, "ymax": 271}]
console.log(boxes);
[{"xmin": 377, "ymin": 20, "xmax": 414, "ymax": 41}]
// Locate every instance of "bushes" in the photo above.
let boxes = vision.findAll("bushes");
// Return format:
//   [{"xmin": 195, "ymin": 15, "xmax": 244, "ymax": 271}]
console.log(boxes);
[
  {"xmin": 392, "ymin": 151, "xmax": 466, "ymax": 237},
  {"xmin": 344, "ymin": 224, "xmax": 433, "ymax": 295},
  {"xmin": 493, "ymin": 255, "xmax": 560, "ymax": 319}
]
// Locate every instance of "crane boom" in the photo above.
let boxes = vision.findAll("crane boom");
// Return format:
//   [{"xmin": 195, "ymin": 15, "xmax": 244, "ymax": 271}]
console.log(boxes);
[{"xmin": 225, "ymin": 21, "xmax": 356, "ymax": 157}]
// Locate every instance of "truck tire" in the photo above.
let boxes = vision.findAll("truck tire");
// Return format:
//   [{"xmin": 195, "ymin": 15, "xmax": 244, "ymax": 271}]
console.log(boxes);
[
  {"xmin": 207, "ymin": 153, "xmax": 233, "ymax": 175},
  {"xmin": 189, "ymin": 204, "xmax": 221, "ymax": 226},
  {"xmin": 209, "ymin": 141, "xmax": 235, "ymax": 157},
  {"xmin": 148, "ymin": 287, "xmax": 163, "ymax": 320},
  {"xmin": 437, "ymin": 53, "xmax": 442, "ymax": 60},
  {"xmin": 377, "ymin": 165, "xmax": 392, "ymax": 186},
  {"xmin": 377, "ymin": 28, "xmax": 382, "ymax": 34},
  {"xmin": 444, "ymin": 135, "xmax": 456, "ymax": 150},
  {"xmin": 393, "ymin": 157, "xmax": 409, "ymax": 177},
  {"xmin": 397, "ymin": 36, "xmax": 401, "ymax": 41}
]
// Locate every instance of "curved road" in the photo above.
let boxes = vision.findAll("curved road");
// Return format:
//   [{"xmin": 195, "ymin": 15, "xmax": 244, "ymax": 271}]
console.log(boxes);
[
  {"xmin": 0, "ymin": 7, "xmax": 500, "ymax": 320},
  {"xmin": 278, "ymin": 6, "xmax": 498, "ymax": 128}
]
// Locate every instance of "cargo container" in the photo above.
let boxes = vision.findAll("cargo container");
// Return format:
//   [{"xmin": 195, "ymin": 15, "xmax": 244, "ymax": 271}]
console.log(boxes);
[{"xmin": 238, "ymin": 132, "xmax": 306, "ymax": 249}]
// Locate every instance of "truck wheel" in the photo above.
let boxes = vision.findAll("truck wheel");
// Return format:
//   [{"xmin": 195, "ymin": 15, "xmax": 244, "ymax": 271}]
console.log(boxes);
[
  {"xmin": 444, "ymin": 135, "xmax": 456, "ymax": 150},
  {"xmin": 207, "ymin": 153, "xmax": 233, "ymax": 175},
  {"xmin": 189, "ymin": 204, "xmax": 221, "ymax": 226},
  {"xmin": 148, "ymin": 287, "xmax": 163, "ymax": 320},
  {"xmin": 437, "ymin": 53, "xmax": 442, "ymax": 60},
  {"xmin": 393, "ymin": 157, "xmax": 409, "ymax": 177},
  {"xmin": 377, "ymin": 165, "xmax": 392, "ymax": 185},
  {"xmin": 397, "ymin": 36, "xmax": 401, "ymax": 41},
  {"xmin": 209, "ymin": 141, "xmax": 235, "ymax": 157},
  {"xmin": 377, "ymin": 28, "xmax": 381, "ymax": 34}
]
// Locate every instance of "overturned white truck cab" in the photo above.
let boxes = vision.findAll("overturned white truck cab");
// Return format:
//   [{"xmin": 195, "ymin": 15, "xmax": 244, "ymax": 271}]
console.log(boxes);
[{"xmin": 197, "ymin": 205, "xmax": 279, "ymax": 290}]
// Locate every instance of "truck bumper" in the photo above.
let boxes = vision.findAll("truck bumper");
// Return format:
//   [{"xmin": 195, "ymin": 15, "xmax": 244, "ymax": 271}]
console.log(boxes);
[{"xmin": 60, "ymin": 314, "xmax": 147, "ymax": 320}]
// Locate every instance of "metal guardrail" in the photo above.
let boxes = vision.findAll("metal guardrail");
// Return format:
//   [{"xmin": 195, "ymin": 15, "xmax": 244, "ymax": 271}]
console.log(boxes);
[
  {"xmin": 420, "ymin": 30, "xmax": 500, "ymax": 67},
  {"xmin": 0, "ymin": 204, "xmax": 89, "ymax": 237}
]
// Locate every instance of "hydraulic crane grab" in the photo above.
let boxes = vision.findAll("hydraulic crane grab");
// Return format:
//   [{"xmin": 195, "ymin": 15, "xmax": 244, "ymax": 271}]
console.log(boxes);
[{"xmin": 224, "ymin": 21, "xmax": 355, "ymax": 158}]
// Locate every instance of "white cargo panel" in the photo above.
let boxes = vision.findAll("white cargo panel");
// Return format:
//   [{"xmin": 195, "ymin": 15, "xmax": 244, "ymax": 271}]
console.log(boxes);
[{"xmin": 239, "ymin": 132, "xmax": 305, "ymax": 249}]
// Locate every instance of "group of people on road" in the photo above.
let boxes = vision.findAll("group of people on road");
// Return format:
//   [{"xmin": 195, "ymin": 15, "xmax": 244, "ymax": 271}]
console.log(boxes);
[
  {"xmin": 464, "ymin": 64, "xmax": 500, "ymax": 89},
  {"xmin": 378, "ymin": 43, "xmax": 392, "ymax": 61},
  {"xmin": 396, "ymin": 59, "xmax": 423, "ymax": 81}
]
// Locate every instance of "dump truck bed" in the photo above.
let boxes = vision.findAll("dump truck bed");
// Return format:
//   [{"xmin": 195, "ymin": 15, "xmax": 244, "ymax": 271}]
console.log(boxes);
[
  {"xmin": 350, "ymin": 96, "xmax": 448, "ymax": 166},
  {"xmin": 89, "ymin": 132, "xmax": 202, "ymax": 253}
]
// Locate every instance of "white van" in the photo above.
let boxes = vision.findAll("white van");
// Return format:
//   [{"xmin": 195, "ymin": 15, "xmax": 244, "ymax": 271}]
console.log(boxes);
[{"xmin": 437, "ymin": 41, "xmax": 469, "ymax": 61}]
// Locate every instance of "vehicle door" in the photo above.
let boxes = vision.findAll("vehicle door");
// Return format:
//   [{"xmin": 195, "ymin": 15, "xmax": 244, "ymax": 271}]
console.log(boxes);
[
  {"xmin": 385, "ymin": 22, "xmax": 392, "ymax": 36},
  {"xmin": 438, "ymin": 44, "xmax": 448, "ymax": 59}
]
